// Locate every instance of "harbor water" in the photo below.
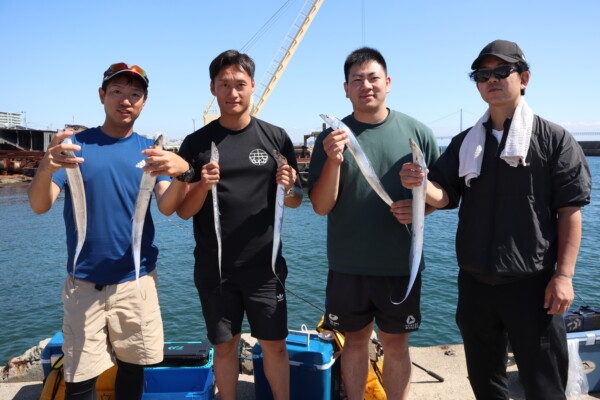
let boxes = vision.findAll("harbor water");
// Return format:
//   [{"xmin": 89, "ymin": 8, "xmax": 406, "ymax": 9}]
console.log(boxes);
[{"xmin": 1, "ymin": 157, "xmax": 598, "ymax": 364}]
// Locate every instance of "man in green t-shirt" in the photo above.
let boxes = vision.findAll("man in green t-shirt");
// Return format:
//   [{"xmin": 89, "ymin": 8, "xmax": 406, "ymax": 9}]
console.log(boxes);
[{"xmin": 308, "ymin": 47, "xmax": 438, "ymax": 400}]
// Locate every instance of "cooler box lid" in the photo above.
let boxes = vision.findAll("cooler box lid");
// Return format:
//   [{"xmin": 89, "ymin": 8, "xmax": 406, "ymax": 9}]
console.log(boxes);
[
  {"xmin": 567, "ymin": 330, "xmax": 600, "ymax": 345},
  {"xmin": 253, "ymin": 330, "xmax": 335, "ymax": 369},
  {"xmin": 155, "ymin": 342, "xmax": 213, "ymax": 368}
]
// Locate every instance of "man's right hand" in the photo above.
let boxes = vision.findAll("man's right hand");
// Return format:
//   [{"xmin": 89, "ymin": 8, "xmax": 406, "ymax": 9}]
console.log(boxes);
[
  {"xmin": 39, "ymin": 129, "xmax": 84, "ymax": 174},
  {"xmin": 322, "ymin": 129, "xmax": 349, "ymax": 164}
]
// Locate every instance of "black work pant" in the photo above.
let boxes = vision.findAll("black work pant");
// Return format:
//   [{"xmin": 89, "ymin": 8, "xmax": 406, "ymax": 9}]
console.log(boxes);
[{"xmin": 456, "ymin": 270, "xmax": 568, "ymax": 400}]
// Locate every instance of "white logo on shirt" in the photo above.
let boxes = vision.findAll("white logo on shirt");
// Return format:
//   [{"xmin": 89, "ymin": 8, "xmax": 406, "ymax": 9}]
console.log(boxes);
[{"xmin": 249, "ymin": 149, "xmax": 269, "ymax": 166}]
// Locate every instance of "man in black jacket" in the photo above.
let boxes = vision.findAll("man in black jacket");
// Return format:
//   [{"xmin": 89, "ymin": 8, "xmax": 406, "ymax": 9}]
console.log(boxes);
[{"xmin": 400, "ymin": 40, "xmax": 591, "ymax": 399}]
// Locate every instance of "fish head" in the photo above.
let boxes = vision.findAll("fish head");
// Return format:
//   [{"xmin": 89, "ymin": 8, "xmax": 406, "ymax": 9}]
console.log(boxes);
[
  {"xmin": 152, "ymin": 135, "xmax": 163, "ymax": 150},
  {"xmin": 408, "ymin": 138, "xmax": 425, "ymax": 166},
  {"xmin": 210, "ymin": 141, "xmax": 219, "ymax": 163},
  {"xmin": 271, "ymin": 149, "xmax": 288, "ymax": 167},
  {"xmin": 319, "ymin": 114, "xmax": 341, "ymax": 130}
]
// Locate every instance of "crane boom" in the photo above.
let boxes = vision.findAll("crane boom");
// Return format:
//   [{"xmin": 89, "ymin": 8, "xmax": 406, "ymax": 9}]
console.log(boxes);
[
  {"xmin": 203, "ymin": 0, "xmax": 324, "ymax": 125},
  {"xmin": 251, "ymin": 0, "xmax": 323, "ymax": 117}
]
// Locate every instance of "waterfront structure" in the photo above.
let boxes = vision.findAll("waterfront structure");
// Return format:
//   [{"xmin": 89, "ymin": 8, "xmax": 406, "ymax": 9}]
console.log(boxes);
[{"xmin": 0, "ymin": 112, "xmax": 22, "ymax": 129}]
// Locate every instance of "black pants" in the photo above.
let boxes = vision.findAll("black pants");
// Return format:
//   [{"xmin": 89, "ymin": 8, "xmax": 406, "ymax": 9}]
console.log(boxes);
[
  {"xmin": 65, "ymin": 359, "xmax": 144, "ymax": 400},
  {"xmin": 456, "ymin": 271, "xmax": 568, "ymax": 400}
]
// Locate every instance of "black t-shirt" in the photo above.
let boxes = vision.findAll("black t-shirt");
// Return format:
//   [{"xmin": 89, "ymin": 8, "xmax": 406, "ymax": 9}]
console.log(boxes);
[{"xmin": 178, "ymin": 117, "xmax": 299, "ymax": 273}]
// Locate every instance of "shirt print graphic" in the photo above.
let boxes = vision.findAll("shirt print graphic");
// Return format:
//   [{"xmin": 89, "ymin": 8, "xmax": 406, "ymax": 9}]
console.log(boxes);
[{"xmin": 249, "ymin": 149, "xmax": 269, "ymax": 166}]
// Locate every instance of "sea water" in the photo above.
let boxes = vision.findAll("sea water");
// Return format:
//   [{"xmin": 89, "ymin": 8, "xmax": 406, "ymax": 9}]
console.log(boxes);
[{"xmin": 1, "ymin": 157, "xmax": 598, "ymax": 364}]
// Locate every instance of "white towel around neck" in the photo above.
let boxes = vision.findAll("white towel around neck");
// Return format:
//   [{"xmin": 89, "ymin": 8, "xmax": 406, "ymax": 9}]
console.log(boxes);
[{"xmin": 458, "ymin": 99, "xmax": 534, "ymax": 187}]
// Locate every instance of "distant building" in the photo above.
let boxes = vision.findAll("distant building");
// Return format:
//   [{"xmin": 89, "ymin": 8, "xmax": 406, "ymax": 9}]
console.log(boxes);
[{"xmin": 0, "ymin": 112, "xmax": 22, "ymax": 128}]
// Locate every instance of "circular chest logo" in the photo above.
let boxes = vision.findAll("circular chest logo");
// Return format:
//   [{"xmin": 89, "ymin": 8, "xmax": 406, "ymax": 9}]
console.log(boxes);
[{"xmin": 249, "ymin": 149, "xmax": 269, "ymax": 166}]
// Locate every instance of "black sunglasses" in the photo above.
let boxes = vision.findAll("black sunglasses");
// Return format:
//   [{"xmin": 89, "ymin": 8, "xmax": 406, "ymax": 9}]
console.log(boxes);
[{"xmin": 471, "ymin": 65, "xmax": 519, "ymax": 83}]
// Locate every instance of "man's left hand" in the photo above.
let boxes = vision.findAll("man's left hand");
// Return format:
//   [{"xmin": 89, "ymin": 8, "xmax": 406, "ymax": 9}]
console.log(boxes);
[
  {"xmin": 544, "ymin": 275, "xmax": 574, "ymax": 314},
  {"xmin": 391, "ymin": 199, "xmax": 412, "ymax": 224},
  {"xmin": 276, "ymin": 164, "xmax": 297, "ymax": 193}
]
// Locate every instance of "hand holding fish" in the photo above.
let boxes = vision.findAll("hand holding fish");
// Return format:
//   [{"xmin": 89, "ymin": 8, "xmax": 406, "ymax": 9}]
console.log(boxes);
[
  {"xmin": 199, "ymin": 162, "xmax": 220, "ymax": 191},
  {"xmin": 40, "ymin": 129, "xmax": 84, "ymax": 173},
  {"xmin": 322, "ymin": 128, "xmax": 349, "ymax": 164},
  {"xmin": 399, "ymin": 162, "xmax": 427, "ymax": 189},
  {"xmin": 276, "ymin": 164, "xmax": 297, "ymax": 193},
  {"xmin": 140, "ymin": 148, "xmax": 189, "ymax": 178},
  {"xmin": 390, "ymin": 199, "xmax": 413, "ymax": 224}
]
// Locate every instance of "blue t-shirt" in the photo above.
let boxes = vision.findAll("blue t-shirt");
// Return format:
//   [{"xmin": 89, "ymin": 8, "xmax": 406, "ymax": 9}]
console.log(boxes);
[{"xmin": 52, "ymin": 127, "xmax": 170, "ymax": 284}]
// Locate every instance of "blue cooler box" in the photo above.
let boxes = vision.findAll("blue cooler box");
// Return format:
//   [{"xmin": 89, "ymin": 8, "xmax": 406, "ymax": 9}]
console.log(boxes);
[
  {"xmin": 41, "ymin": 332, "xmax": 64, "ymax": 378},
  {"xmin": 143, "ymin": 367, "xmax": 214, "ymax": 400},
  {"xmin": 252, "ymin": 331, "xmax": 340, "ymax": 400},
  {"xmin": 567, "ymin": 329, "xmax": 600, "ymax": 392},
  {"xmin": 143, "ymin": 342, "xmax": 215, "ymax": 400}
]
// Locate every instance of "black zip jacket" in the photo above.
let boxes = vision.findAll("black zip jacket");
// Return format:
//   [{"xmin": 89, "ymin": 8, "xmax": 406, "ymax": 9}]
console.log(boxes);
[{"xmin": 429, "ymin": 115, "xmax": 591, "ymax": 285}]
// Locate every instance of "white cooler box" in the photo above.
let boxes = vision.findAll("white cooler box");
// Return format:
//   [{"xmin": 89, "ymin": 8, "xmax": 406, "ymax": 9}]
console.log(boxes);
[{"xmin": 567, "ymin": 329, "xmax": 600, "ymax": 392}]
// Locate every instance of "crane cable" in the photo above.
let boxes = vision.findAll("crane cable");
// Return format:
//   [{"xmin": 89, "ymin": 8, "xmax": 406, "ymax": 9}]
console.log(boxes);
[{"xmin": 240, "ymin": 0, "xmax": 297, "ymax": 53}]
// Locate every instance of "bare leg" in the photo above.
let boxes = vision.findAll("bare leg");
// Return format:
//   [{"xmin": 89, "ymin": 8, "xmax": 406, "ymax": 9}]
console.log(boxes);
[
  {"xmin": 378, "ymin": 330, "xmax": 411, "ymax": 400},
  {"xmin": 342, "ymin": 322, "xmax": 373, "ymax": 400},
  {"xmin": 257, "ymin": 338, "xmax": 289, "ymax": 400},
  {"xmin": 213, "ymin": 334, "xmax": 241, "ymax": 400}
]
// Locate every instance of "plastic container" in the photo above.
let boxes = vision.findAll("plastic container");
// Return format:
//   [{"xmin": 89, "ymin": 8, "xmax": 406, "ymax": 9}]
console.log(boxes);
[
  {"xmin": 41, "ymin": 332, "xmax": 63, "ymax": 378},
  {"xmin": 252, "ymin": 329, "xmax": 340, "ymax": 400},
  {"xmin": 567, "ymin": 329, "xmax": 600, "ymax": 392},
  {"xmin": 142, "ymin": 367, "xmax": 214, "ymax": 400}
]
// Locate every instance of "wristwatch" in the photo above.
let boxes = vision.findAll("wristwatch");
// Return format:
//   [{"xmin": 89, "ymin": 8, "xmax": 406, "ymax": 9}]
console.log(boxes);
[{"xmin": 176, "ymin": 165, "xmax": 197, "ymax": 183}]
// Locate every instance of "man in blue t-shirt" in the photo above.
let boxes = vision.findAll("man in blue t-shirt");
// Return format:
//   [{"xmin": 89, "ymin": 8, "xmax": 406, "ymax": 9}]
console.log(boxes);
[{"xmin": 28, "ymin": 63, "xmax": 190, "ymax": 400}]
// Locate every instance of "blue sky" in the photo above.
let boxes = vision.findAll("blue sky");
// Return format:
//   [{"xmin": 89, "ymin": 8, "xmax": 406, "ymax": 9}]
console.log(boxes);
[{"xmin": 1, "ymin": 0, "xmax": 599, "ymax": 145}]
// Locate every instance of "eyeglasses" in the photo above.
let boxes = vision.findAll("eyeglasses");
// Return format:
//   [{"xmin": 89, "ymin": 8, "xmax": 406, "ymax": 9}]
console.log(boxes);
[
  {"xmin": 108, "ymin": 63, "xmax": 147, "ymax": 78},
  {"xmin": 471, "ymin": 65, "xmax": 519, "ymax": 83}
]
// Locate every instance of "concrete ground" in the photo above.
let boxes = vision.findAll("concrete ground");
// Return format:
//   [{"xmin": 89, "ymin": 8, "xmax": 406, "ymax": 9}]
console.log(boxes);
[{"xmin": 2, "ymin": 344, "xmax": 599, "ymax": 399}]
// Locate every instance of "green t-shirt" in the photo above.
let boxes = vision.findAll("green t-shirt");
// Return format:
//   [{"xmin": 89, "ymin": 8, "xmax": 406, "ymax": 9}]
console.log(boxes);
[{"xmin": 308, "ymin": 109, "xmax": 439, "ymax": 276}]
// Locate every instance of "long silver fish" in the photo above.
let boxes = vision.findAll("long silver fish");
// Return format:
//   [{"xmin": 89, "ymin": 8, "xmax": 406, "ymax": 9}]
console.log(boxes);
[
  {"xmin": 319, "ymin": 114, "xmax": 393, "ymax": 206},
  {"xmin": 132, "ymin": 135, "xmax": 163, "ymax": 288},
  {"xmin": 63, "ymin": 136, "xmax": 87, "ymax": 276},
  {"xmin": 210, "ymin": 142, "xmax": 222, "ymax": 283},
  {"xmin": 392, "ymin": 138, "xmax": 427, "ymax": 305},
  {"xmin": 271, "ymin": 149, "xmax": 288, "ymax": 277}
]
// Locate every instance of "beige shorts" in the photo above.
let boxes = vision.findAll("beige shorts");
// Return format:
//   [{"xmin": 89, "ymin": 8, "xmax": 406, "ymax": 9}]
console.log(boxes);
[{"xmin": 61, "ymin": 269, "xmax": 164, "ymax": 383}]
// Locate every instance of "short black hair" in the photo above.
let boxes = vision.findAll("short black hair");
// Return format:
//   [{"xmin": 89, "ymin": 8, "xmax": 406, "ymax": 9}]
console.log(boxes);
[
  {"xmin": 209, "ymin": 50, "xmax": 255, "ymax": 83},
  {"xmin": 470, "ymin": 60, "xmax": 530, "ymax": 95},
  {"xmin": 344, "ymin": 47, "xmax": 387, "ymax": 83},
  {"xmin": 101, "ymin": 74, "xmax": 148, "ymax": 97}
]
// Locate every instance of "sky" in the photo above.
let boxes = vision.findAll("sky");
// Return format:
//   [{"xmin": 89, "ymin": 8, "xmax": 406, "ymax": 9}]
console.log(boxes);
[{"xmin": 1, "ymin": 0, "xmax": 599, "ymax": 146}]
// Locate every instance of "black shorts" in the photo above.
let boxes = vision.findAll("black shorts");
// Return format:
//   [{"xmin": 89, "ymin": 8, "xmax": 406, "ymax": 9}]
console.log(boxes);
[
  {"xmin": 195, "ymin": 263, "xmax": 288, "ymax": 345},
  {"xmin": 324, "ymin": 270, "xmax": 421, "ymax": 334}
]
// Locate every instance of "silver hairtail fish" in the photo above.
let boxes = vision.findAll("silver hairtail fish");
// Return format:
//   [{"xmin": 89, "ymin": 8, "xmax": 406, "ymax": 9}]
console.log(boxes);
[
  {"xmin": 63, "ymin": 136, "xmax": 87, "ymax": 277},
  {"xmin": 132, "ymin": 135, "xmax": 163, "ymax": 288},
  {"xmin": 210, "ymin": 142, "xmax": 222, "ymax": 283},
  {"xmin": 319, "ymin": 114, "xmax": 393, "ymax": 206},
  {"xmin": 271, "ymin": 149, "xmax": 288, "ymax": 277},
  {"xmin": 392, "ymin": 138, "xmax": 427, "ymax": 305}
]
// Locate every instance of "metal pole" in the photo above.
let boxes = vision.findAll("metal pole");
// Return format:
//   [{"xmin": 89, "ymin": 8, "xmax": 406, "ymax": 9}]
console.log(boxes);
[
  {"xmin": 192, "ymin": 118, "xmax": 196, "ymax": 132},
  {"xmin": 460, "ymin": 108, "xmax": 463, "ymax": 132}
]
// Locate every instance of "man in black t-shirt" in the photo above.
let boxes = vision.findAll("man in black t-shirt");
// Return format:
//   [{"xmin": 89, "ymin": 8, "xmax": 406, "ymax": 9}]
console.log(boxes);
[{"xmin": 167, "ymin": 50, "xmax": 302, "ymax": 400}]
